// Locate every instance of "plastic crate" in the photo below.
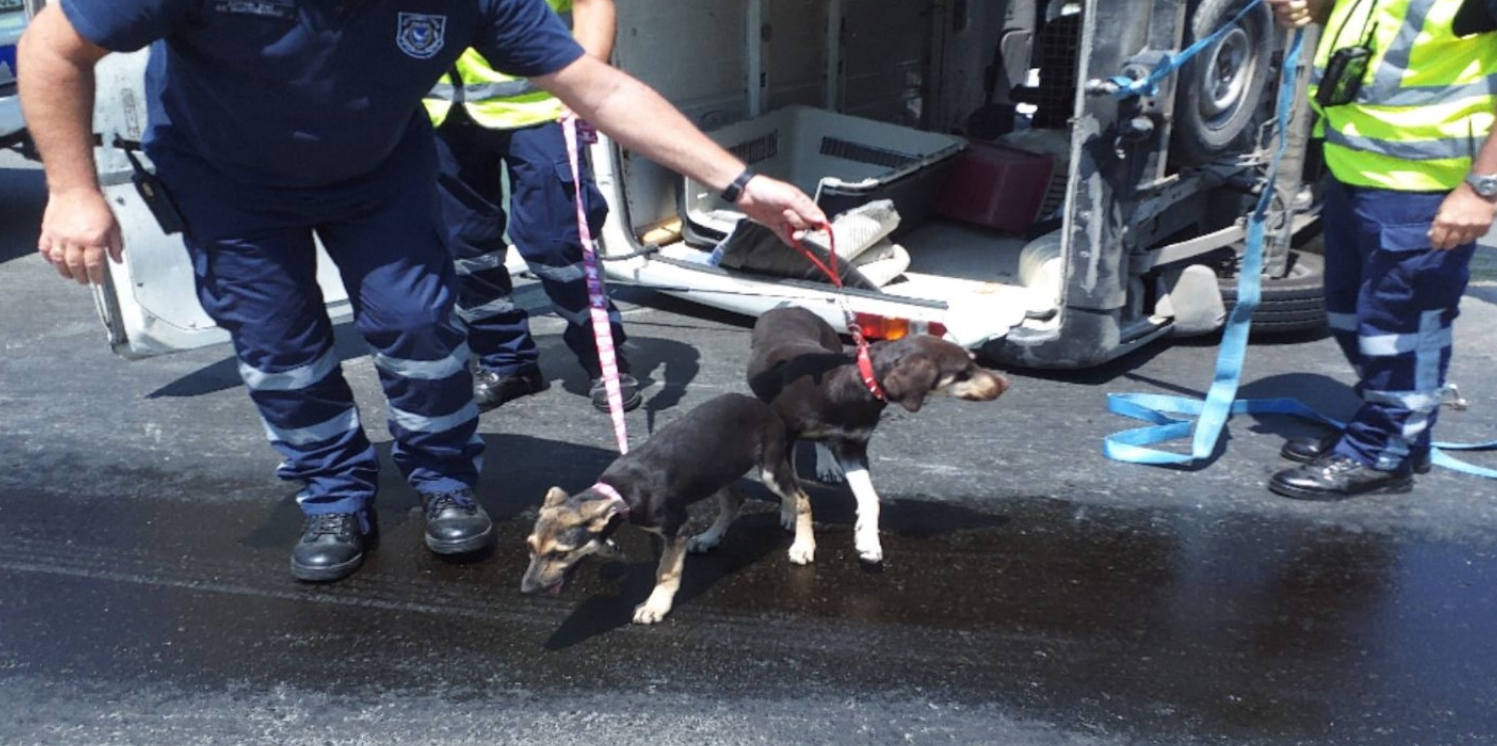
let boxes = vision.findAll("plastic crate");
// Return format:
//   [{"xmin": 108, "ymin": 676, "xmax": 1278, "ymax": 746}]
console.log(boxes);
[
  {"xmin": 932, "ymin": 141, "xmax": 1056, "ymax": 235},
  {"xmin": 683, "ymin": 106, "xmax": 966, "ymax": 237}
]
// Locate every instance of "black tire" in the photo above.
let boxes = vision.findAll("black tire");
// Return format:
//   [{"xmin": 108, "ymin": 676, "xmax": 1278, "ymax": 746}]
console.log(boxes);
[
  {"xmin": 1172, "ymin": 0, "xmax": 1274, "ymax": 166},
  {"xmin": 1220, "ymin": 250, "xmax": 1326, "ymax": 334}
]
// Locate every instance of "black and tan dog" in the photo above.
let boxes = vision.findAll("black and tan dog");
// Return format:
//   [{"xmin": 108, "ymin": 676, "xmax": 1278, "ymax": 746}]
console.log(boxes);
[
  {"xmin": 747, "ymin": 306, "xmax": 1009, "ymax": 564},
  {"xmin": 520, "ymin": 393, "xmax": 814, "ymax": 624}
]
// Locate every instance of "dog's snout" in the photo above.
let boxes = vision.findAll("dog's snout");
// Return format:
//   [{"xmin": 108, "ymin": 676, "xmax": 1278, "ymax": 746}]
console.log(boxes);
[
  {"xmin": 520, "ymin": 561, "xmax": 555, "ymax": 595},
  {"xmin": 954, "ymin": 368, "xmax": 1009, "ymax": 401}
]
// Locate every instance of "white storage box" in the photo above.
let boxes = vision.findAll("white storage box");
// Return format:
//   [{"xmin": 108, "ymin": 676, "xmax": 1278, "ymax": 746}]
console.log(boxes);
[{"xmin": 683, "ymin": 105, "xmax": 966, "ymax": 237}]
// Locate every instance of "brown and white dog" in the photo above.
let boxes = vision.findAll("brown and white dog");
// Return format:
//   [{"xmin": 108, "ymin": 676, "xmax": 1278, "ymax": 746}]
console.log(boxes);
[
  {"xmin": 520, "ymin": 393, "xmax": 815, "ymax": 624},
  {"xmin": 746, "ymin": 306, "xmax": 1009, "ymax": 564}
]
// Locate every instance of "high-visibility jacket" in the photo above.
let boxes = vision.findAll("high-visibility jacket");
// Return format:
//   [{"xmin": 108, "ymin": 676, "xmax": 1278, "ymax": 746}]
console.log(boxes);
[
  {"xmin": 1309, "ymin": 0, "xmax": 1497, "ymax": 191},
  {"xmin": 425, "ymin": 0, "xmax": 573, "ymax": 130}
]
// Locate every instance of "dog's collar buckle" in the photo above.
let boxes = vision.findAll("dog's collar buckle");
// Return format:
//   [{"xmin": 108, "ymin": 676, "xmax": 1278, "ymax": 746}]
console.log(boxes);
[
  {"xmin": 856, "ymin": 342, "xmax": 886, "ymax": 401},
  {"xmin": 590, "ymin": 481, "xmax": 630, "ymax": 517}
]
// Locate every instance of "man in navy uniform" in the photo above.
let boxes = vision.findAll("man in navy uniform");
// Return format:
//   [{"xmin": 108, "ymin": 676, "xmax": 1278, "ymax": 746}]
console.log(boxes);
[
  {"xmin": 19, "ymin": 0, "xmax": 821, "ymax": 582},
  {"xmin": 425, "ymin": 0, "xmax": 642, "ymax": 414}
]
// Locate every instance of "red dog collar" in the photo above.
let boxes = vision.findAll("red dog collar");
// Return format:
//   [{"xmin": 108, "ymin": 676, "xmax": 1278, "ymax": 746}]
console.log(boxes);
[{"xmin": 856, "ymin": 342, "xmax": 886, "ymax": 401}]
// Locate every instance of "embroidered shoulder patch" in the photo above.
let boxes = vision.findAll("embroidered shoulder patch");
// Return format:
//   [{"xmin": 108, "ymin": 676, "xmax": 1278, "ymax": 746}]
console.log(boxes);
[{"xmin": 396, "ymin": 12, "xmax": 447, "ymax": 59}]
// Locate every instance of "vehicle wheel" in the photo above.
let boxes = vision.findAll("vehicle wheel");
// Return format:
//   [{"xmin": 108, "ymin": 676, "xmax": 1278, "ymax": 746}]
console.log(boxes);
[
  {"xmin": 1172, "ymin": 0, "xmax": 1274, "ymax": 166},
  {"xmin": 1220, "ymin": 250, "xmax": 1326, "ymax": 334}
]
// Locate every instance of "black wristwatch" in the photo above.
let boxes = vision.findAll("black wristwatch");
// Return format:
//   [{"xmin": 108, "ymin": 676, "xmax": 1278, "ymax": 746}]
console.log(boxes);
[{"xmin": 720, "ymin": 167, "xmax": 756, "ymax": 204}]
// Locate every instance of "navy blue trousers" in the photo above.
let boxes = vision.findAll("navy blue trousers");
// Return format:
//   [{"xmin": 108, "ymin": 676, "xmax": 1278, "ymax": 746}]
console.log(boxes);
[
  {"xmin": 434, "ymin": 114, "xmax": 626, "ymax": 379},
  {"xmin": 155, "ymin": 121, "xmax": 482, "ymax": 516},
  {"xmin": 1321, "ymin": 179, "xmax": 1476, "ymax": 471}
]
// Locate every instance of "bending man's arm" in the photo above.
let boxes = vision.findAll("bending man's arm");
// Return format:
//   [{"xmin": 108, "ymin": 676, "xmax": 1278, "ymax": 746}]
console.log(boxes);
[
  {"xmin": 1265, "ymin": 0, "xmax": 1336, "ymax": 28},
  {"xmin": 18, "ymin": 5, "xmax": 120, "ymax": 286},
  {"xmin": 534, "ymin": 55, "xmax": 827, "ymax": 245},
  {"xmin": 570, "ymin": 0, "xmax": 616, "ymax": 62}
]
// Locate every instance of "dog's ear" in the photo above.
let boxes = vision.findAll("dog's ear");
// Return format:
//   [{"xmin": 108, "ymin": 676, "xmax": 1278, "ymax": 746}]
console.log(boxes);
[
  {"xmin": 881, "ymin": 354, "xmax": 940, "ymax": 412},
  {"xmin": 579, "ymin": 495, "xmax": 628, "ymax": 532},
  {"xmin": 543, "ymin": 487, "xmax": 570, "ymax": 509}
]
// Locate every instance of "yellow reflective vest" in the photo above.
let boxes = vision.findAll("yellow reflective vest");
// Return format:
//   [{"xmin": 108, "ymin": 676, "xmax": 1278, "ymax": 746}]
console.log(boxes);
[
  {"xmin": 425, "ymin": 0, "xmax": 573, "ymax": 130},
  {"xmin": 1309, "ymin": 0, "xmax": 1497, "ymax": 191}
]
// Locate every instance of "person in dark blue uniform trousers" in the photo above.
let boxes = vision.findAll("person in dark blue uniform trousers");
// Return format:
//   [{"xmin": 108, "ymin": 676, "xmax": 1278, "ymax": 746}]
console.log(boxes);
[
  {"xmin": 1266, "ymin": 0, "xmax": 1496, "ymax": 500},
  {"xmin": 427, "ymin": 0, "xmax": 640, "ymax": 414},
  {"xmin": 21, "ymin": 0, "xmax": 827, "ymax": 581}
]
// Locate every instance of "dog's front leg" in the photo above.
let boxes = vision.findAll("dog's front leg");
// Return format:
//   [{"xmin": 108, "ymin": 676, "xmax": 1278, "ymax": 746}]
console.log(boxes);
[
  {"xmin": 839, "ymin": 449, "xmax": 884, "ymax": 564},
  {"xmin": 634, "ymin": 533, "xmax": 689, "ymax": 624},
  {"xmin": 763, "ymin": 461, "xmax": 816, "ymax": 565},
  {"xmin": 688, "ymin": 485, "xmax": 744, "ymax": 553},
  {"xmin": 784, "ymin": 486, "xmax": 817, "ymax": 565}
]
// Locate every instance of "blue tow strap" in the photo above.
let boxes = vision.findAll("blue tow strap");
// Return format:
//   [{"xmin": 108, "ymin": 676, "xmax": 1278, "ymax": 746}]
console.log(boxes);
[
  {"xmin": 1108, "ymin": 0, "xmax": 1269, "ymax": 100},
  {"xmin": 1101, "ymin": 22, "xmax": 1497, "ymax": 478}
]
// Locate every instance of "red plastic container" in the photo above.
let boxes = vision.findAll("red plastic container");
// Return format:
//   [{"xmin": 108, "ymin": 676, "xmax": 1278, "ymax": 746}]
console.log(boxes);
[{"xmin": 933, "ymin": 141, "xmax": 1056, "ymax": 235}]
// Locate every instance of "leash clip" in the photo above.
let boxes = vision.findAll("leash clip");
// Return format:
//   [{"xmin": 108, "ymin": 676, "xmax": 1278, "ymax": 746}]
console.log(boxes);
[{"xmin": 1443, "ymin": 383, "xmax": 1470, "ymax": 412}]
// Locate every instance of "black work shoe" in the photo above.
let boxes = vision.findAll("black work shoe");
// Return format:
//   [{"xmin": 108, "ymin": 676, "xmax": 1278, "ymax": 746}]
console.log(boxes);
[
  {"xmin": 1281, "ymin": 433, "xmax": 1431, "ymax": 474},
  {"xmin": 473, "ymin": 367, "xmax": 548, "ymax": 412},
  {"xmin": 421, "ymin": 489, "xmax": 495, "ymax": 555},
  {"xmin": 589, "ymin": 374, "xmax": 643, "ymax": 413},
  {"xmin": 291, "ymin": 512, "xmax": 372, "ymax": 583},
  {"xmin": 1268, "ymin": 455, "xmax": 1414, "ymax": 501}
]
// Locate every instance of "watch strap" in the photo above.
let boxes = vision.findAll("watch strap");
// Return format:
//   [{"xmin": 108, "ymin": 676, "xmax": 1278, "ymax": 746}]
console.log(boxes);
[{"xmin": 721, "ymin": 167, "xmax": 756, "ymax": 204}]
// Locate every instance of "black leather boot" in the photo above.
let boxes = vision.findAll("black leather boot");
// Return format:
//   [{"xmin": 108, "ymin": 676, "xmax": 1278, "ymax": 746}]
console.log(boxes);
[
  {"xmin": 473, "ymin": 367, "xmax": 548, "ymax": 412},
  {"xmin": 1281, "ymin": 433, "xmax": 1431, "ymax": 473},
  {"xmin": 421, "ymin": 489, "xmax": 495, "ymax": 555},
  {"xmin": 291, "ymin": 512, "xmax": 373, "ymax": 582},
  {"xmin": 589, "ymin": 373, "xmax": 642, "ymax": 413},
  {"xmin": 1269, "ymin": 455, "xmax": 1414, "ymax": 501}
]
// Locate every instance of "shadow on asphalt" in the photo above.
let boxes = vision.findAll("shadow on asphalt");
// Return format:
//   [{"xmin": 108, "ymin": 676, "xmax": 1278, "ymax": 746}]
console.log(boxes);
[{"xmin": 541, "ymin": 482, "xmax": 1012, "ymax": 650}]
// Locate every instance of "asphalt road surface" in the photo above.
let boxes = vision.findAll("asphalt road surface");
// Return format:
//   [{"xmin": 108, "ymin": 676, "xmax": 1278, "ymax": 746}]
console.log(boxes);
[{"xmin": 3, "ymin": 148, "xmax": 1497, "ymax": 746}]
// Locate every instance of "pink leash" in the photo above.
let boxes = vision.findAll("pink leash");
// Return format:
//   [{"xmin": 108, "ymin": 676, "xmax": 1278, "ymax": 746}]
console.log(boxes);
[{"xmin": 562, "ymin": 114, "xmax": 630, "ymax": 454}]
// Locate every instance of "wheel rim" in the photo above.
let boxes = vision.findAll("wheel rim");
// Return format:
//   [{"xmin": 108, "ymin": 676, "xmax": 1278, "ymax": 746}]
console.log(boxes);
[{"xmin": 1199, "ymin": 26, "xmax": 1256, "ymax": 129}]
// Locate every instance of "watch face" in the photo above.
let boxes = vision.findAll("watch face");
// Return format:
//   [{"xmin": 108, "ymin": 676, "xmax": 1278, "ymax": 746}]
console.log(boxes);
[{"xmin": 1470, "ymin": 175, "xmax": 1497, "ymax": 198}]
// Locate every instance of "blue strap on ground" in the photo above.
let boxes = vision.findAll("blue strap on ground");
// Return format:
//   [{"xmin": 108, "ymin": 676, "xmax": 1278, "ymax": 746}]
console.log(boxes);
[
  {"xmin": 1104, "ymin": 27, "xmax": 1305, "ymax": 467},
  {"xmin": 1103, "ymin": 25, "xmax": 1497, "ymax": 478}
]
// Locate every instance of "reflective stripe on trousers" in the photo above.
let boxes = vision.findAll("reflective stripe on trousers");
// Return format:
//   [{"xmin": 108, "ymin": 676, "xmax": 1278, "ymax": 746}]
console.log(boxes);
[
  {"xmin": 157, "ymin": 124, "xmax": 483, "ymax": 514},
  {"xmin": 1320, "ymin": 179, "xmax": 1476, "ymax": 471},
  {"xmin": 434, "ymin": 116, "xmax": 626, "ymax": 378}
]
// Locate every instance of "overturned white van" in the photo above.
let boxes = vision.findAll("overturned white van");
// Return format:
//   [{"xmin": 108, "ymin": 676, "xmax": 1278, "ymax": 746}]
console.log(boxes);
[
  {"xmin": 586, "ymin": 0, "xmax": 1330, "ymax": 369},
  {"xmin": 73, "ymin": 0, "xmax": 1326, "ymax": 368}
]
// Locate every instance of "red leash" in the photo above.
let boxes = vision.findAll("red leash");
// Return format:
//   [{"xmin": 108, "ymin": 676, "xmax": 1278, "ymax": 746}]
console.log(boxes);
[{"xmin": 788, "ymin": 225, "xmax": 886, "ymax": 401}]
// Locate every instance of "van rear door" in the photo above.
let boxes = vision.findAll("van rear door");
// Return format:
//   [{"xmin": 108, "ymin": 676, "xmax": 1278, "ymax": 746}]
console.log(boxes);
[
  {"xmin": 0, "ymin": 0, "xmax": 25, "ymax": 144},
  {"xmin": 87, "ymin": 50, "xmax": 351, "ymax": 359}
]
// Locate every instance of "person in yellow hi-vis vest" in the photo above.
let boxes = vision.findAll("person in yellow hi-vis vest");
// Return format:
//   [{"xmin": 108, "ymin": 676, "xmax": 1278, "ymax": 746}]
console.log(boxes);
[
  {"xmin": 1265, "ymin": 0, "xmax": 1496, "ymax": 500},
  {"xmin": 426, "ymin": 0, "xmax": 638, "ymax": 414}
]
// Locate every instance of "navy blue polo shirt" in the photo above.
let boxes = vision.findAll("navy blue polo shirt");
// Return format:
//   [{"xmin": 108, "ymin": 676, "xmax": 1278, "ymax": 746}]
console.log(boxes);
[{"xmin": 61, "ymin": 0, "xmax": 583, "ymax": 188}]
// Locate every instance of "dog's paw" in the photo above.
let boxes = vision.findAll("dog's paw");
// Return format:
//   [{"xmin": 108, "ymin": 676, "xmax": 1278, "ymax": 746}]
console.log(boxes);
[
  {"xmin": 855, "ymin": 524, "xmax": 883, "ymax": 563},
  {"xmin": 632, "ymin": 598, "xmax": 673, "ymax": 624},
  {"xmin": 779, "ymin": 508, "xmax": 797, "ymax": 532},
  {"xmin": 787, "ymin": 540, "xmax": 816, "ymax": 565},
  {"xmin": 687, "ymin": 533, "xmax": 721, "ymax": 553}
]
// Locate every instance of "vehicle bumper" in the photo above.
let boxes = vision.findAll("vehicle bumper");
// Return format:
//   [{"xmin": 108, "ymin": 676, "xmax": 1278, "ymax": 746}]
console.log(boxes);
[{"xmin": 0, "ymin": 87, "xmax": 24, "ymax": 143}]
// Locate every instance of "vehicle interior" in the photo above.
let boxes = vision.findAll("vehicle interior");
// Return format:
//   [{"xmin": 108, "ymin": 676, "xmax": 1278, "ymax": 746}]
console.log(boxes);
[{"xmin": 600, "ymin": 0, "xmax": 1306, "ymax": 360}]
